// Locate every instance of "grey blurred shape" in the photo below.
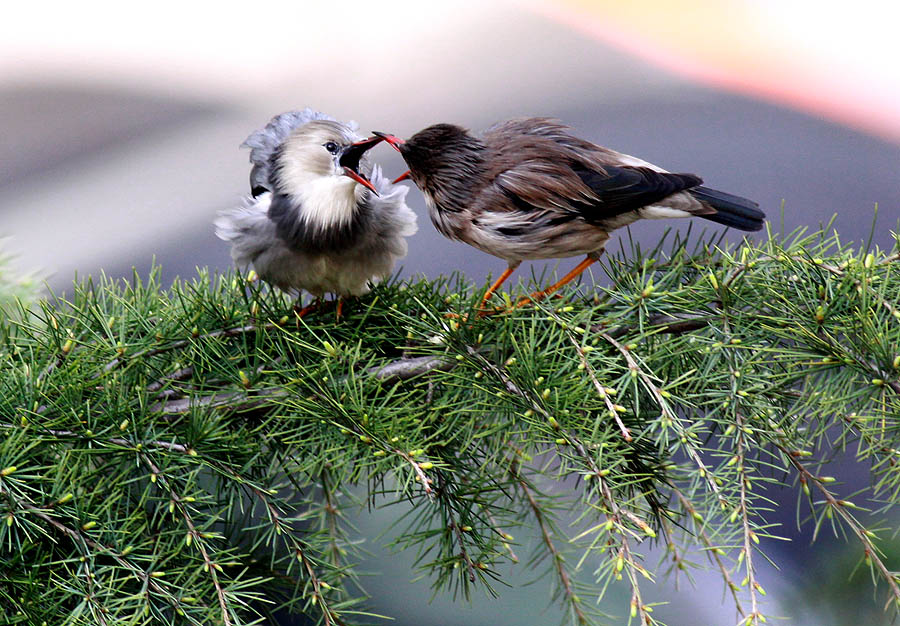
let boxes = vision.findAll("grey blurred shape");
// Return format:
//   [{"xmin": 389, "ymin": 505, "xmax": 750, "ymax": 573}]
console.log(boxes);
[{"xmin": 0, "ymin": 85, "xmax": 219, "ymax": 192}]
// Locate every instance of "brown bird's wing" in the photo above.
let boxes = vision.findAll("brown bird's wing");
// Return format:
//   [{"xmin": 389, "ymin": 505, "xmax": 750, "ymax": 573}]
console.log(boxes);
[{"xmin": 480, "ymin": 119, "xmax": 706, "ymax": 225}]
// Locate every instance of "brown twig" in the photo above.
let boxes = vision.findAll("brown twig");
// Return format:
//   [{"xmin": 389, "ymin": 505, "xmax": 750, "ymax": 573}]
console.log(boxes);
[
  {"xmin": 10, "ymin": 498, "xmax": 194, "ymax": 618},
  {"xmin": 0, "ymin": 424, "xmax": 192, "ymax": 454},
  {"xmin": 733, "ymin": 412, "xmax": 763, "ymax": 625},
  {"xmin": 671, "ymin": 486, "xmax": 747, "ymax": 619},
  {"xmin": 247, "ymin": 483, "xmax": 345, "ymax": 626},
  {"xmin": 598, "ymin": 332, "xmax": 725, "ymax": 503},
  {"xmin": 517, "ymin": 473, "xmax": 587, "ymax": 624},
  {"xmin": 104, "ymin": 322, "xmax": 282, "ymax": 372},
  {"xmin": 141, "ymin": 455, "xmax": 232, "ymax": 626},
  {"xmin": 778, "ymin": 443, "xmax": 900, "ymax": 610},
  {"xmin": 484, "ymin": 509, "xmax": 518, "ymax": 563},
  {"xmin": 601, "ymin": 312, "xmax": 711, "ymax": 340},
  {"xmin": 569, "ymin": 335, "xmax": 632, "ymax": 441},
  {"xmin": 465, "ymin": 345, "xmax": 655, "ymax": 621},
  {"xmin": 150, "ymin": 354, "xmax": 456, "ymax": 415},
  {"xmin": 449, "ymin": 519, "xmax": 477, "ymax": 583}
]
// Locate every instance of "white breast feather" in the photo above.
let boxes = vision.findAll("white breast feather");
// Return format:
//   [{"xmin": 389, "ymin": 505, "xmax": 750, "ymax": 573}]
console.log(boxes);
[{"xmin": 295, "ymin": 176, "xmax": 359, "ymax": 230}]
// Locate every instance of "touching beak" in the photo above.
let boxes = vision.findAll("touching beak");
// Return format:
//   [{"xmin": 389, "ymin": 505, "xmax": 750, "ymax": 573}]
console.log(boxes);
[
  {"xmin": 372, "ymin": 131, "xmax": 405, "ymax": 151},
  {"xmin": 392, "ymin": 171, "xmax": 411, "ymax": 184},
  {"xmin": 371, "ymin": 132, "xmax": 410, "ymax": 184},
  {"xmin": 339, "ymin": 136, "xmax": 384, "ymax": 195}
]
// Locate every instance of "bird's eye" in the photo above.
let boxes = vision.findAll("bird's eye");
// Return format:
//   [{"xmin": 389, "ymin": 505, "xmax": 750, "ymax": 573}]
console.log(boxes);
[{"xmin": 324, "ymin": 141, "xmax": 340, "ymax": 154}]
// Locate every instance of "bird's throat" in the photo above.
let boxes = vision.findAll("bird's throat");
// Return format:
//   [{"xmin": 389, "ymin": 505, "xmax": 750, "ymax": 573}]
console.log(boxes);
[{"xmin": 296, "ymin": 176, "xmax": 360, "ymax": 231}]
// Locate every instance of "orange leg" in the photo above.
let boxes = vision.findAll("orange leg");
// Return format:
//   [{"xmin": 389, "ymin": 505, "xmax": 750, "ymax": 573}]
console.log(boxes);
[
  {"xmin": 517, "ymin": 255, "xmax": 598, "ymax": 308},
  {"xmin": 477, "ymin": 261, "xmax": 521, "ymax": 317},
  {"xmin": 335, "ymin": 297, "xmax": 345, "ymax": 320},
  {"xmin": 294, "ymin": 298, "xmax": 321, "ymax": 319}
]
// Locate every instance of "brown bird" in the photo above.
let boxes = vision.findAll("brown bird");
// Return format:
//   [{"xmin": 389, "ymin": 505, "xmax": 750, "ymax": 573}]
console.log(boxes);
[{"xmin": 374, "ymin": 119, "xmax": 764, "ymax": 312}]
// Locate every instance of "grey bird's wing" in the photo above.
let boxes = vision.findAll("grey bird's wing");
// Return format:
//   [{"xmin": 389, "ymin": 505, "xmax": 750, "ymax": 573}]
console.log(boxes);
[
  {"xmin": 241, "ymin": 109, "xmax": 360, "ymax": 197},
  {"xmin": 480, "ymin": 118, "xmax": 709, "ymax": 224}
]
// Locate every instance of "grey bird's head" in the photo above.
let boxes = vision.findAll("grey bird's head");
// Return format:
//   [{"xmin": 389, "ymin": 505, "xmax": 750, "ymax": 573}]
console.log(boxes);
[
  {"xmin": 374, "ymin": 125, "xmax": 487, "ymax": 205},
  {"xmin": 272, "ymin": 119, "xmax": 382, "ymax": 199},
  {"xmin": 241, "ymin": 110, "xmax": 387, "ymax": 239}
]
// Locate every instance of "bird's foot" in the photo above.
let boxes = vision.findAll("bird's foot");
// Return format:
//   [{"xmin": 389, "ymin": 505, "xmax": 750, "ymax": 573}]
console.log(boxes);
[
  {"xmin": 294, "ymin": 300, "xmax": 320, "ymax": 320},
  {"xmin": 335, "ymin": 297, "xmax": 347, "ymax": 321}
]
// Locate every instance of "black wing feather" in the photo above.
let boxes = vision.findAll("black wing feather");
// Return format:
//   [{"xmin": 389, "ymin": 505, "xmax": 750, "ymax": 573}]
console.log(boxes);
[{"xmin": 571, "ymin": 165, "xmax": 702, "ymax": 223}]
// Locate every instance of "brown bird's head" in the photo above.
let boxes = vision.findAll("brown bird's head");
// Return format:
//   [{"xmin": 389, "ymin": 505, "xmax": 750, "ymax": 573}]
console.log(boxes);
[{"xmin": 373, "ymin": 125, "xmax": 487, "ymax": 207}]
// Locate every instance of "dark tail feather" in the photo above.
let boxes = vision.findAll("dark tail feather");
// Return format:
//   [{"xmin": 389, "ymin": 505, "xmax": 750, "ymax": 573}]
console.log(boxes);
[{"xmin": 690, "ymin": 186, "xmax": 765, "ymax": 232}]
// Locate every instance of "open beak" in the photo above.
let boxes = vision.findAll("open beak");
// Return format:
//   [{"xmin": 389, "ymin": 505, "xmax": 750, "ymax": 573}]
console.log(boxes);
[
  {"xmin": 339, "ymin": 136, "xmax": 384, "ymax": 195},
  {"xmin": 372, "ymin": 131, "xmax": 405, "ymax": 152},
  {"xmin": 392, "ymin": 171, "xmax": 411, "ymax": 184},
  {"xmin": 371, "ymin": 132, "xmax": 410, "ymax": 184}
]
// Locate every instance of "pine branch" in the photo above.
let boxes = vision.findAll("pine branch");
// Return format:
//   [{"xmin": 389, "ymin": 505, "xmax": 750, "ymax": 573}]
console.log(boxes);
[{"xmin": 2, "ymin": 226, "xmax": 899, "ymax": 626}]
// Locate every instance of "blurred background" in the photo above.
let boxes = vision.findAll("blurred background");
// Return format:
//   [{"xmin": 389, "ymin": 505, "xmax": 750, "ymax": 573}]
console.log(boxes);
[{"xmin": 2, "ymin": 0, "xmax": 898, "ymax": 624}]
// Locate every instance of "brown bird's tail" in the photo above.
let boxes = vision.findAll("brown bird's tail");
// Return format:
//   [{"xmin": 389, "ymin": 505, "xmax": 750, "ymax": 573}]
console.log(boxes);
[{"xmin": 689, "ymin": 186, "xmax": 765, "ymax": 232}]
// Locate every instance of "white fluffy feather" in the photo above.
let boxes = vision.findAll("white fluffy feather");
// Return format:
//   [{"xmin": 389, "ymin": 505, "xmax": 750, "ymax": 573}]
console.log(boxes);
[{"xmin": 215, "ymin": 111, "xmax": 417, "ymax": 297}]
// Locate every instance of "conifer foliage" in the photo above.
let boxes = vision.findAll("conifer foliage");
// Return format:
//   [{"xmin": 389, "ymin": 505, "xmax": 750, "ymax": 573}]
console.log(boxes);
[{"xmin": 1, "ymin": 228, "xmax": 898, "ymax": 625}]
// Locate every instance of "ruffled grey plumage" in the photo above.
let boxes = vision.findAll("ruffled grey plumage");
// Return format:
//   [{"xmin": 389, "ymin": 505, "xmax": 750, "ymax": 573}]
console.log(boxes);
[
  {"xmin": 243, "ymin": 109, "xmax": 356, "ymax": 197},
  {"xmin": 216, "ymin": 110, "xmax": 417, "ymax": 297}
]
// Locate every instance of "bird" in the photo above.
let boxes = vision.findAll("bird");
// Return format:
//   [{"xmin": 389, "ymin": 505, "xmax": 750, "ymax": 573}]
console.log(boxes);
[
  {"xmin": 215, "ymin": 109, "xmax": 417, "ymax": 316},
  {"xmin": 374, "ymin": 118, "xmax": 764, "ymax": 313}
]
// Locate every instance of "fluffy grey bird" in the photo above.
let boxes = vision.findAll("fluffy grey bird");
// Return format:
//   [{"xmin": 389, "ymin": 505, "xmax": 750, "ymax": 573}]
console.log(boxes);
[
  {"xmin": 375, "ymin": 118, "xmax": 764, "ymax": 312},
  {"xmin": 216, "ymin": 109, "xmax": 417, "ymax": 314}
]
